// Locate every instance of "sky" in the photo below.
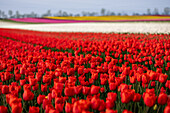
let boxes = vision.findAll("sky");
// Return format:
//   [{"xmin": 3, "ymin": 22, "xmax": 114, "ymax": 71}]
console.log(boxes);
[{"xmin": 0, "ymin": 0, "xmax": 170, "ymax": 15}]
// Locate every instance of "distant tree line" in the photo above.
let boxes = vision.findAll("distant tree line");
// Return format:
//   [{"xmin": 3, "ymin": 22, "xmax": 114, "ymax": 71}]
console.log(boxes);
[{"xmin": 0, "ymin": 7, "xmax": 170, "ymax": 19}]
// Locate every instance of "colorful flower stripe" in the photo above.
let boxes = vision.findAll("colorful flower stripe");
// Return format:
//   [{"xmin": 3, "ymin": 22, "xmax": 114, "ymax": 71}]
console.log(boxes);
[
  {"xmin": 9, "ymin": 15, "xmax": 170, "ymax": 23},
  {"xmin": 0, "ymin": 28, "xmax": 170, "ymax": 113},
  {"xmin": 9, "ymin": 18, "xmax": 100, "ymax": 23},
  {"xmin": 45, "ymin": 15, "xmax": 170, "ymax": 21}
]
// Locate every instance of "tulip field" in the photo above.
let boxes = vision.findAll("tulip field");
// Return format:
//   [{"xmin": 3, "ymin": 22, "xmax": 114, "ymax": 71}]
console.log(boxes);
[
  {"xmin": 8, "ymin": 15, "xmax": 170, "ymax": 23},
  {"xmin": 0, "ymin": 28, "xmax": 170, "ymax": 113}
]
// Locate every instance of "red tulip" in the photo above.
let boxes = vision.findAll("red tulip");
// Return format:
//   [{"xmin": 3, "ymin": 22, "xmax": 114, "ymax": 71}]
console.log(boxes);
[
  {"xmin": 37, "ymin": 95, "xmax": 46, "ymax": 105},
  {"xmin": 55, "ymin": 103, "xmax": 64, "ymax": 112},
  {"xmin": 74, "ymin": 85, "xmax": 82, "ymax": 95},
  {"xmin": 100, "ymin": 87, "xmax": 105, "ymax": 93},
  {"xmin": 54, "ymin": 82, "xmax": 64, "ymax": 91},
  {"xmin": 159, "ymin": 74, "xmax": 168, "ymax": 83},
  {"xmin": 20, "ymin": 79, "xmax": 26, "ymax": 86},
  {"xmin": 1, "ymin": 85, "xmax": 9, "ymax": 94},
  {"xmin": 23, "ymin": 89, "xmax": 34, "ymax": 101},
  {"xmin": 109, "ymin": 82, "xmax": 117, "ymax": 91},
  {"xmin": 32, "ymin": 84, "xmax": 39, "ymax": 91},
  {"xmin": 82, "ymin": 86, "xmax": 90, "ymax": 95},
  {"xmin": 106, "ymin": 109, "xmax": 117, "ymax": 113},
  {"xmin": 73, "ymin": 102, "xmax": 82, "ymax": 113},
  {"xmin": 29, "ymin": 106, "xmax": 39, "ymax": 113},
  {"xmin": 65, "ymin": 103, "xmax": 72, "ymax": 113},
  {"xmin": 107, "ymin": 92, "xmax": 117, "ymax": 102},
  {"xmin": 91, "ymin": 85, "xmax": 100, "ymax": 95},
  {"xmin": 15, "ymin": 74, "xmax": 21, "ymax": 81},
  {"xmin": 158, "ymin": 92, "xmax": 168, "ymax": 105},
  {"xmin": 98, "ymin": 99, "xmax": 106, "ymax": 111},
  {"xmin": 64, "ymin": 87, "xmax": 75, "ymax": 97},
  {"xmin": 106, "ymin": 99, "xmax": 115, "ymax": 109},
  {"xmin": 121, "ymin": 89, "xmax": 135, "ymax": 104},
  {"xmin": 29, "ymin": 78, "xmax": 37, "ymax": 86},
  {"xmin": 164, "ymin": 106, "xmax": 170, "ymax": 113},
  {"xmin": 0, "ymin": 106, "xmax": 7, "ymax": 113},
  {"xmin": 11, "ymin": 103, "xmax": 22, "ymax": 113},
  {"xmin": 143, "ymin": 92, "xmax": 157, "ymax": 107},
  {"xmin": 133, "ymin": 93, "xmax": 141, "ymax": 102},
  {"xmin": 123, "ymin": 109, "xmax": 133, "ymax": 113},
  {"xmin": 91, "ymin": 96, "xmax": 100, "ymax": 110},
  {"xmin": 41, "ymin": 84, "xmax": 47, "ymax": 92}
]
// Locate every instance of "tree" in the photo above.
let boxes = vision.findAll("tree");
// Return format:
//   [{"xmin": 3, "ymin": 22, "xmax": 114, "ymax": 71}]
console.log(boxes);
[
  {"xmin": 57, "ymin": 10, "xmax": 62, "ymax": 16},
  {"xmin": 110, "ymin": 12, "xmax": 115, "ymax": 16},
  {"xmin": 47, "ymin": 10, "xmax": 51, "ymax": 16},
  {"xmin": 164, "ymin": 7, "xmax": 170, "ymax": 15},
  {"xmin": 82, "ymin": 11, "xmax": 88, "ymax": 16},
  {"xmin": 147, "ymin": 8, "xmax": 151, "ymax": 15},
  {"xmin": 0, "ymin": 10, "xmax": 2, "ymax": 18},
  {"xmin": 15, "ymin": 10, "xmax": 20, "ymax": 18},
  {"xmin": 74, "ymin": 14, "xmax": 80, "ymax": 17},
  {"xmin": 101, "ymin": 8, "xmax": 106, "ymax": 16},
  {"xmin": 8, "ymin": 10, "xmax": 13, "ymax": 18},
  {"xmin": 153, "ymin": 8, "xmax": 159, "ymax": 15},
  {"xmin": 117, "ymin": 13, "xmax": 122, "ymax": 16},
  {"xmin": 1, "ymin": 11, "xmax": 5, "ymax": 18},
  {"xmin": 63, "ymin": 11, "xmax": 68, "ymax": 17}
]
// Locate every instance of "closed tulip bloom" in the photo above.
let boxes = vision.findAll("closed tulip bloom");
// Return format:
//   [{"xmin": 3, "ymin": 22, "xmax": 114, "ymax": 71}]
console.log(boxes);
[
  {"xmin": 65, "ymin": 103, "xmax": 72, "ymax": 113},
  {"xmin": 64, "ymin": 87, "xmax": 75, "ymax": 97},
  {"xmin": 23, "ymin": 89, "xmax": 34, "ymax": 101},
  {"xmin": 73, "ymin": 102, "xmax": 82, "ymax": 113},
  {"xmin": 118, "ymin": 83, "xmax": 129, "ymax": 92},
  {"xmin": 54, "ymin": 82, "xmax": 64, "ymax": 91},
  {"xmin": 130, "ymin": 76, "xmax": 136, "ymax": 84},
  {"xmin": 100, "ymin": 87, "xmax": 105, "ymax": 93},
  {"xmin": 0, "ymin": 106, "xmax": 7, "ymax": 113},
  {"xmin": 29, "ymin": 106, "xmax": 39, "ymax": 113},
  {"xmin": 164, "ymin": 106, "xmax": 170, "ymax": 113},
  {"xmin": 106, "ymin": 99, "xmax": 115, "ymax": 109},
  {"xmin": 98, "ymin": 99, "xmax": 106, "ymax": 111},
  {"xmin": 143, "ymin": 93, "xmax": 157, "ymax": 107},
  {"xmin": 29, "ymin": 78, "xmax": 37, "ymax": 86},
  {"xmin": 91, "ymin": 85, "xmax": 100, "ymax": 95},
  {"xmin": 122, "ymin": 109, "xmax": 133, "ymax": 113},
  {"xmin": 158, "ymin": 92, "xmax": 168, "ymax": 105},
  {"xmin": 165, "ymin": 80, "xmax": 170, "ymax": 89},
  {"xmin": 37, "ymin": 95, "xmax": 46, "ymax": 105},
  {"xmin": 11, "ymin": 103, "xmax": 22, "ymax": 113},
  {"xmin": 159, "ymin": 74, "xmax": 168, "ymax": 83},
  {"xmin": 20, "ymin": 79, "xmax": 26, "ymax": 86},
  {"xmin": 107, "ymin": 92, "xmax": 117, "ymax": 102},
  {"xmin": 74, "ymin": 85, "xmax": 82, "ymax": 95},
  {"xmin": 78, "ymin": 67, "xmax": 84, "ymax": 75},
  {"xmin": 151, "ymin": 81, "xmax": 156, "ymax": 87},
  {"xmin": 82, "ymin": 86, "xmax": 90, "ymax": 95},
  {"xmin": 91, "ymin": 97, "xmax": 100, "ymax": 110},
  {"xmin": 106, "ymin": 109, "xmax": 117, "ymax": 113},
  {"xmin": 55, "ymin": 103, "xmax": 64, "ymax": 113},
  {"xmin": 41, "ymin": 84, "xmax": 47, "ymax": 92},
  {"xmin": 2, "ymin": 85, "xmax": 9, "ymax": 94},
  {"xmin": 32, "ymin": 84, "xmax": 39, "ymax": 91},
  {"xmin": 121, "ymin": 89, "xmax": 135, "ymax": 104},
  {"xmin": 133, "ymin": 93, "xmax": 141, "ymax": 102},
  {"xmin": 109, "ymin": 82, "xmax": 117, "ymax": 91}
]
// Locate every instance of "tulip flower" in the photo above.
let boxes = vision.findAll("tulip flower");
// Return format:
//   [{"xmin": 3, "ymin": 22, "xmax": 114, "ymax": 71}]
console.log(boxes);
[
  {"xmin": 91, "ymin": 85, "xmax": 100, "ymax": 95},
  {"xmin": 29, "ymin": 106, "xmax": 39, "ymax": 113},
  {"xmin": 164, "ymin": 106, "xmax": 170, "ymax": 113},
  {"xmin": 0, "ymin": 106, "xmax": 7, "ymax": 113},
  {"xmin": 23, "ymin": 89, "xmax": 34, "ymax": 101},
  {"xmin": 158, "ymin": 92, "xmax": 168, "ymax": 105}
]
